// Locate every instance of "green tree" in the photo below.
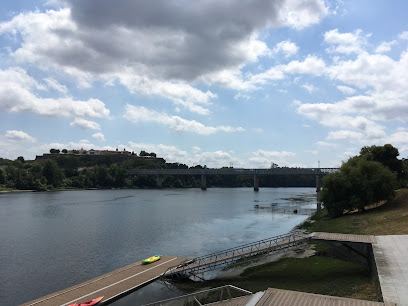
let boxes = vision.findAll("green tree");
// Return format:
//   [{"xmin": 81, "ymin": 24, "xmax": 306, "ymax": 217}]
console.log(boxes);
[
  {"xmin": 320, "ymin": 156, "xmax": 397, "ymax": 218},
  {"xmin": 42, "ymin": 160, "xmax": 64, "ymax": 187},
  {"xmin": 50, "ymin": 148, "xmax": 60, "ymax": 154},
  {"xmin": 0, "ymin": 168, "xmax": 6, "ymax": 185},
  {"xmin": 62, "ymin": 149, "xmax": 68, "ymax": 154},
  {"xmin": 360, "ymin": 144, "xmax": 403, "ymax": 180}
]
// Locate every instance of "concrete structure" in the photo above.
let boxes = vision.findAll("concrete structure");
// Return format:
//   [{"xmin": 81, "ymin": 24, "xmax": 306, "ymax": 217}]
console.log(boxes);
[{"xmin": 373, "ymin": 236, "xmax": 408, "ymax": 305}]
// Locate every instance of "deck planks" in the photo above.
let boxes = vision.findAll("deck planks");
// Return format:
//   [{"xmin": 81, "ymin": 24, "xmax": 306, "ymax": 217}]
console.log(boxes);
[
  {"xmin": 255, "ymin": 288, "xmax": 385, "ymax": 306},
  {"xmin": 312, "ymin": 232, "xmax": 377, "ymax": 244},
  {"xmin": 22, "ymin": 255, "xmax": 189, "ymax": 306}
]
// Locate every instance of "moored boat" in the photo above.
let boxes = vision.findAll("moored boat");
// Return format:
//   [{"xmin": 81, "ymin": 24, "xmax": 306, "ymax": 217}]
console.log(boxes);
[
  {"xmin": 68, "ymin": 296, "xmax": 103, "ymax": 306},
  {"xmin": 142, "ymin": 254, "xmax": 161, "ymax": 265}
]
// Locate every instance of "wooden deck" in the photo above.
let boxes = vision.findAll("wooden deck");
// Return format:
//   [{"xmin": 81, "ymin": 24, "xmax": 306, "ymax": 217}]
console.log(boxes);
[
  {"xmin": 22, "ymin": 255, "xmax": 189, "ymax": 306},
  {"xmin": 312, "ymin": 232, "xmax": 377, "ymax": 244}
]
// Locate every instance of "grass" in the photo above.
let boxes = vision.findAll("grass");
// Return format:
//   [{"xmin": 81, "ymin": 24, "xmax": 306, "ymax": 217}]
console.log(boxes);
[
  {"xmin": 302, "ymin": 188, "xmax": 408, "ymax": 235},
  {"xmin": 175, "ymin": 256, "xmax": 377, "ymax": 301}
]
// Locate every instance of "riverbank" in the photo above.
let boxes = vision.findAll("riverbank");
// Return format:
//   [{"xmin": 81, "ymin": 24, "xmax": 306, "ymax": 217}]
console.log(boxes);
[{"xmin": 174, "ymin": 189, "xmax": 408, "ymax": 301}]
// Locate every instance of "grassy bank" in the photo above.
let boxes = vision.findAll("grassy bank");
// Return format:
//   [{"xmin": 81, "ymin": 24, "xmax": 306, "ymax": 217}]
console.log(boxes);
[
  {"xmin": 302, "ymin": 188, "xmax": 408, "ymax": 235},
  {"xmin": 176, "ymin": 253, "xmax": 376, "ymax": 300},
  {"xmin": 174, "ymin": 189, "xmax": 408, "ymax": 301}
]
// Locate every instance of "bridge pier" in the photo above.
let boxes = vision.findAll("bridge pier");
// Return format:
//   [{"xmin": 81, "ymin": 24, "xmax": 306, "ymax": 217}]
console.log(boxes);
[
  {"xmin": 156, "ymin": 175, "xmax": 163, "ymax": 188},
  {"xmin": 316, "ymin": 175, "xmax": 321, "ymax": 192},
  {"xmin": 254, "ymin": 175, "xmax": 259, "ymax": 192},
  {"xmin": 201, "ymin": 174, "xmax": 207, "ymax": 190}
]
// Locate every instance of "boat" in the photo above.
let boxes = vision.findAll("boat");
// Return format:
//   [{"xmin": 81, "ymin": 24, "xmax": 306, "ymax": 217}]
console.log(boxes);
[
  {"xmin": 68, "ymin": 296, "xmax": 103, "ymax": 306},
  {"xmin": 142, "ymin": 254, "xmax": 161, "ymax": 265}
]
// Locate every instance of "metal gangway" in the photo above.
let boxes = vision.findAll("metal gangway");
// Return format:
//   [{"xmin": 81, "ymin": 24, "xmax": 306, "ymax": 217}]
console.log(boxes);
[
  {"xmin": 163, "ymin": 231, "xmax": 309, "ymax": 279},
  {"xmin": 144, "ymin": 285, "xmax": 252, "ymax": 306}
]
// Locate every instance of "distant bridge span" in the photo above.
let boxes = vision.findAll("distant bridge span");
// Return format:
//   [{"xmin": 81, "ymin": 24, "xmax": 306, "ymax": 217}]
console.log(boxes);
[{"xmin": 127, "ymin": 167, "xmax": 338, "ymax": 191}]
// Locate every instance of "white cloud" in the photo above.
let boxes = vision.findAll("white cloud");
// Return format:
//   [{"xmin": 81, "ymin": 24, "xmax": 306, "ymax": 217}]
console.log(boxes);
[
  {"xmin": 117, "ymin": 72, "xmax": 216, "ymax": 115},
  {"xmin": 92, "ymin": 132, "xmax": 105, "ymax": 142},
  {"xmin": 249, "ymin": 150, "xmax": 300, "ymax": 168},
  {"xmin": 273, "ymin": 40, "xmax": 299, "ymax": 57},
  {"xmin": 316, "ymin": 141, "xmax": 336, "ymax": 148},
  {"xmin": 375, "ymin": 40, "xmax": 397, "ymax": 53},
  {"xmin": 192, "ymin": 146, "xmax": 201, "ymax": 154},
  {"xmin": 5, "ymin": 130, "xmax": 36, "ymax": 142},
  {"xmin": 123, "ymin": 105, "xmax": 245, "ymax": 135},
  {"xmin": 43, "ymin": 78, "xmax": 68, "ymax": 94},
  {"xmin": 302, "ymin": 83, "xmax": 317, "ymax": 93},
  {"xmin": 327, "ymin": 130, "xmax": 364, "ymax": 140},
  {"xmin": 337, "ymin": 85, "xmax": 356, "ymax": 95},
  {"xmin": 388, "ymin": 129, "xmax": 408, "ymax": 154},
  {"xmin": 278, "ymin": 0, "xmax": 328, "ymax": 30},
  {"xmin": 284, "ymin": 55, "xmax": 327, "ymax": 75},
  {"xmin": 398, "ymin": 31, "xmax": 408, "ymax": 40},
  {"xmin": 70, "ymin": 118, "xmax": 101, "ymax": 130},
  {"xmin": 296, "ymin": 48, "xmax": 408, "ymax": 148},
  {"xmin": 324, "ymin": 29, "xmax": 368, "ymax": 54},
  {"xmin": 0, "ymin": 68, "xmax": 110, "ymax": 118},
  {"xmin": 127, "ymin": 142, "xmax": 189, "ymax": 164}
]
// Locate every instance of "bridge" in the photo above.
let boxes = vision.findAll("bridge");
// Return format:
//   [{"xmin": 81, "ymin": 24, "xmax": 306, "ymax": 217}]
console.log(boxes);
[{"xmin": 127, "ymin": 167, "xmax": 338, "ymax": 191}]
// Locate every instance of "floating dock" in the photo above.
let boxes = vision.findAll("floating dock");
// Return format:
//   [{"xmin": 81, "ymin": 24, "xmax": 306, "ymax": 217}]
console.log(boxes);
[{"xmin": 22, "ymin": 255, "xmax": 189, "ymax": 306}]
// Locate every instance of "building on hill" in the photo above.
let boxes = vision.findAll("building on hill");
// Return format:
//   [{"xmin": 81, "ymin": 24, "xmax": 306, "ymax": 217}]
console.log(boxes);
[{"xmin": 33, "ymin": 149, "xmax": 167, "ymax": 164}]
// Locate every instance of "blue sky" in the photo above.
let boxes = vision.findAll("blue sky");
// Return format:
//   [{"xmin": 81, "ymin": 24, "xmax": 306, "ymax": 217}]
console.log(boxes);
[{"xmin": 1, "ymin": 0, "xmax": 408, "ymax": 168}]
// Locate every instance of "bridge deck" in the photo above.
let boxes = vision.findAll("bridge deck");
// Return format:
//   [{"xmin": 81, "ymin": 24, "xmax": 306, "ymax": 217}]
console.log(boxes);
[{"xmin": 22, "ymin": 255, "xmax": 189, "ymax": 306}]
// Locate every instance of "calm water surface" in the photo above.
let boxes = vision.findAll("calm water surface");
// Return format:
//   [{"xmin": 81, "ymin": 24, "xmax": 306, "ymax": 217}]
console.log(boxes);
[{"xmin": 0, "ymin": 188, "xmax": 317, "ymax": 305}]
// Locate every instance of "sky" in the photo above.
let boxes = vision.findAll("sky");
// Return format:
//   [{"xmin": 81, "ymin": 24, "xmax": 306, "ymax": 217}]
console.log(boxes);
[{"xmin": 1, "ymin": 0, "xmax": 408, "ymax": 168}]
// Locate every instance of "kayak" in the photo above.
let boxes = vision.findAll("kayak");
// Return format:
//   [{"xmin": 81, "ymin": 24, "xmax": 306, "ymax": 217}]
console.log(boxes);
[
  {"xmin": 142, "ymin": 255, "xmax": 161, "ymax": 265},
  {"xmin": 68, "ymin": 296, "xmax": 103, "ymax": 306}
]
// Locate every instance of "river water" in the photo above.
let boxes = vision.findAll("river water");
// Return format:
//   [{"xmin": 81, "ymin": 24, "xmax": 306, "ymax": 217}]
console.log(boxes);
[{"xmin": 0, "ymin": 187, "xmax": 317, "ymax": 305}]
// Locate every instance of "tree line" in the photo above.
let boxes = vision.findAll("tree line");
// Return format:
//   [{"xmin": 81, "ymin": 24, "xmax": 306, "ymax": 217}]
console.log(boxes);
[{"xmin": 1, "ymin": 152, "xmax": 318, "ymax": 191}]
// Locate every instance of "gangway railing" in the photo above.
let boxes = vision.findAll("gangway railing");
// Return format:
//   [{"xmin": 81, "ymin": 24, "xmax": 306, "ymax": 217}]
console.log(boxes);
[
  {"xmin": 143, "ymin": 285, "xmax": 252, "ymax": 306},
  {"xmin": 163, "ymin": 231, "xmax": 309, "ymax": 279}
]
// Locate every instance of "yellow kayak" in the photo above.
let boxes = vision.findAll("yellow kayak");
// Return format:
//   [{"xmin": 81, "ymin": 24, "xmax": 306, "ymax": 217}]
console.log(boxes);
[{"xmin": 142, "ymin": 255, "xmax": 161, "ymax": 265}]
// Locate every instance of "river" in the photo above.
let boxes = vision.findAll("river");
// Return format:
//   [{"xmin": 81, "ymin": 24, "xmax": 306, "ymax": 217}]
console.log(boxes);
[{"xmin": 0, "ymin": 187, "xmax": 317, "ymax": 305}]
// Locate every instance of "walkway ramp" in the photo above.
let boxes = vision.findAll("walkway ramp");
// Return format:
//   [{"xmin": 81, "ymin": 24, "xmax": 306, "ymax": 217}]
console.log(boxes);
[
  {"xmin": 373, "ymin": 235, "xmax": 408, "ymax": 305},
  {"xmin": 312, "ymin": 232, "xmax": 377, "ymax": 244},
  {"xmin": 164, "ymin": 232, "xmax": 308, "ymax": 278},
  {"xmin": 22, "ymin": 255, "xmax": 189, "ymax": 306}
]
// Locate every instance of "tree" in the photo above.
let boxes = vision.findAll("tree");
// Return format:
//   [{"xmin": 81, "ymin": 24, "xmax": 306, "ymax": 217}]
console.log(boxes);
[
  {"xmin": 50, "ymin": 148, "xmax": 60, "ymax": 154},
  {"xmin": 0, "ymin": 168, "xmax": 5, "ymax": 185},
  {"xmin": 360, "ymin": 144, "xmax": 403, "ymax": 180},
  {"xmin": 320, "ymin": 156, "xmax": 397, "ymax": 218},
  {"xmin": 16, "ymin": 156, "xmax": 25, "ymax": 163},
  {"xmin": 42, "ymin": 160, "xmax": 64, "ymax": 187},
  {"xmin": 62, "ymin": 149, "xmax": 68, "ymax": 154}
]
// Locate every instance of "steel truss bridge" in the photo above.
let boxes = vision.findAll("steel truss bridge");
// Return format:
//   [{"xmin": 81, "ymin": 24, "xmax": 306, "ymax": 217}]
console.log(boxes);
[
  {"xmin": 127, "ymin": 167, "xmax": 338, "ymax": 191},
  {"xmin": 162, "ymin": 231, "xmax": 309, "ymax": 280}
]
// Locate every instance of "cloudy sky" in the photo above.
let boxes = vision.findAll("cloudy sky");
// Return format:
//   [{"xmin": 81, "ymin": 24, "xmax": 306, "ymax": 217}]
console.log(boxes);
[{"xmin": 1, "ymin": 0, "xmax": 408, "ymax": 168}]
